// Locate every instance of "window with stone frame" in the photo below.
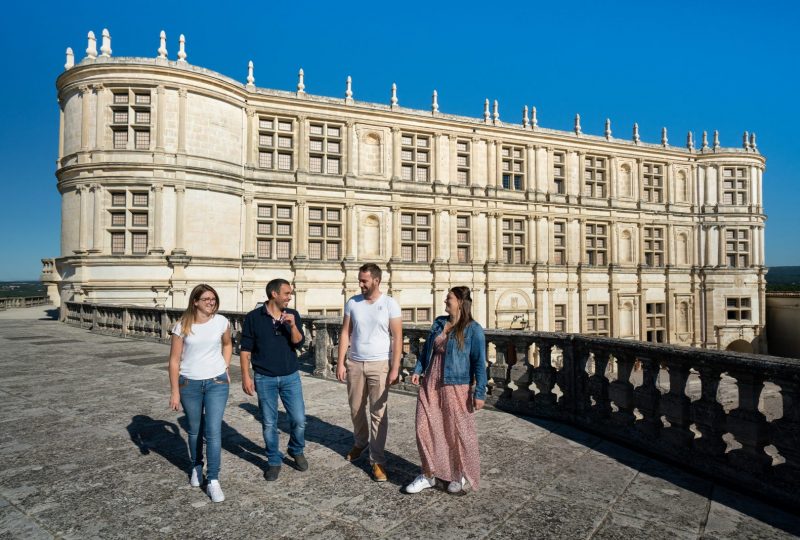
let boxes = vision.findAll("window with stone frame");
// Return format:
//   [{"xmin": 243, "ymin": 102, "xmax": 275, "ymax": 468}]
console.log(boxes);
[
  {"xmin": 726, "ymin": 297, "xmax": 752, "ymax": 321},
  {"xmin": 308, "ymin": 122, "xmax": 342, "ymax": 175},
  {"xmin": 552, "ymin": 151, "xmax": 566, "ymax": 194},
  {"xmin": 456, "ymin": 214, "xmax": 471, "ymax": 263},
  {"xmin": 401, "ymin": 307, "xmax": 432, "ymax": 323},
  {"xmin": 642, "ymin": 162, "xmax": 665, "ymax": 203},
  {"xmin": 401, "ymin": 132, "xmax": 430, "ymax": 182},
  {"xmin": 110, "ymin": 89, "xmax": 151, "ymax": 151},
  {"xmin": 400, "ymin": 211, "xmax": 432, "ymax": 262},
  {"xmin": 722, "ymin": 167, "xmax": 749, "ymax": 205},
  {"xmin": 258, "ymin": 116, "xmax": 294, "ymax": 171},
  {"xmin": 108, "ymin": 190, "xmax": 149, "ymax": 254},
  {"xmin": 643, "ymin": 226, "xmax": 665, "ymax": 267},
  {"xmin": 585, "ymin": 303, "xmax": 609, "ymax": 336},
  {"xmin": 308, "ymin": 206, "xmax": 342, "ymax": 261},
  {"xmin": 553, "ymin": 304, "xmax": 567, "ymax": 332},
  {"xmin": 583, "ymin": 155, "xmax": 607, "ymax": 198},
  {"xmin": 645, "ymin": 302, "xmax": 666, "ymax": 343},
  {"xmin": 553, "ymin": 220, "xmax": 567, "ymax": 265},
  {"xmin": 502, "ymin": 217, "xmax": 526, "ymax": 264},
  {"xmin": 725, "ymin": 228, "xmax": 750, "ymax": 268},
  {"xmin": 501, "ymin": 145, "xmax": 525, "ymax": 190},
  {"xmin": 585, "ymin": 222, "xmax": 608, "ymax": 266},
  {"xmin": 256, "ymin": 203, "xmax": 293, "ymax": 259},
  {"xmin": 456, "ymin": 140, "xmax": 471, "ymax": 185}
]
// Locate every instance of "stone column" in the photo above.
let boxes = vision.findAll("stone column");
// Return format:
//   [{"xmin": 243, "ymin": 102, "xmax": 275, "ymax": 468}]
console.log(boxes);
[
  {"xmin": 345, "ymin": 203, "xmax": 356, "ymax": 260},
  {"xmin": 667, "ymin": 223, "xmax": 675, "ymax": 266},
  {"xmin": 716, "ymin": 164, "xmax": 724, "ymax": 208},
  {"xmin": 487, "ymin": 141, "xmax": 497, "ymax": 188},
  {"xmin": 525, "ymin": 144, "xmax": 535, "ymax": 193},
  {"xmin": 297, "ymin": 115, "xmax": 308, "ymax": 173},
  {"xmin": 295, "ymin": 200, "xmax": 308, "ymax": 259},
  {"xmin": 448, "ymin": 209, "xmax": 458, "ymax": 262},
  {"xmin": 177, "ymin": 88, "xmax": 188, "ymax": 154},
  {"xmin": 569, "ymin": 219, "xmax": 580, "ymax": 265},
  {"xmin": 155, "ymin": 85, "xmax": 166, "ymax": 152},
  {"xmin": 759, "ymin": 226, "xmax": 765, "ymax": 266},
  {"xmin": 93, "ymin": 84, "xmax": 105, "ymax": 150},
  {"xmin": 536, "ymin": 146, "xmax": 548, "ymax": 194},
  {"xmin": 566, "ymin": 151, "xmax": 578, "ymax": 197},
  {"xmin": 346, "ymin": 121, "xmax": 356, "ymax": 177},
  {"xmin": 150, "ymin": 184, "xmax": 164, "ymax": 254},
  {"xmin": 495, "ymin": 142, "xmax": 503, "ymax": 188},
  {"xmin": 243, "ymin": 194, "xmax": 255, "ymax": 257},
  {"xmin": 433, "ymin": 132, "xmax": 443, "ymax": 183},
  {"xmin": 577, "ymin": 152, "xmax": 586, "ymax": 197},
  {"xmin": 636, "ymin": 158, "xmax": 644, "ymax": 201},
  {"xmin": 79, "ymin": 85, "xmax": 92, "ymax": 152},
  {"xmin": 90, "ymin": 184, "xmax": 103, "ymax": 253},
  {"xmin": 173, "ymin": 185, "xmax": 186, "ymax": 254},
  {"xmin": 757, "ymin": 167, "xmax": 764, "ymax": 209},
  {"xmin": 488, "ymin": 212, "xmax": 498, "ymax": 262},
  {"xmin": 666, "ymin": 164, "xmax": 674, "ymax": 205},
  {"xmin": 435, "ymin": 209, "xmax": 447, "ymax": 261},
  {"xmin": 609, "ymin": 156, "xmax": 618, "ymax": 200},
  {"xmin": 58, "ymin": 97, "xmax": 65, "ymax": 164},
  {"xmin": 611, "ymin": 221, "xmax": 619, "ymax": 264},
  {"xmin": 76, "ymin": 184, "xmax": 89, "ymax": 253},
  {"xmin": 717, "ymin": 225, "xmax": 725, "ymax": 267},
  {"xmin": 496, "ymin": 213, "xmax": 504, "ymax": 262},
  {"xmin": 245, "ymin": 107, "xmax": 256, "ymax": 168},
  {"xmin": 750, "ymin": 225, "xmax": 757, "ymax": 268},
  {"xmin": 391, "ymin": 205, "xmax": 401, "ymax": 261},
  {"xmin": 527, "ymin": 215, "xmax": 536, "ymax": 264},
  {"xmin": 391, "ymin": 128, "xmax": 401, "ymax": 181},
  {"xmin": 472, "ymin": 210, "xmax": 482, "ymax": 263},
  {"xmin": 536, "ymin": 216, "xmax": 548, "ymax": 263}
]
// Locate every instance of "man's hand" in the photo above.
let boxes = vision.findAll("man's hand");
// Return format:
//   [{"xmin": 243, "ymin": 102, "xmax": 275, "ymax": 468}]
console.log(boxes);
[
  {"xmin": 336, "ymin": 362, "xmax": 347, "ymax": 383},
  {"xmin": 387, "ymin": 367, "xmax": 400, "ymax": 386},
  {"xmin": 282, "ymin": 312, "xmax": 296, "ymax": 328},
  {"xmin": 410, "ymin": 373, "xmax": 420, "ymax": 385},
  {"xmin": 242, "ymin": 375, "xmax": 255, "ymax": 396}
]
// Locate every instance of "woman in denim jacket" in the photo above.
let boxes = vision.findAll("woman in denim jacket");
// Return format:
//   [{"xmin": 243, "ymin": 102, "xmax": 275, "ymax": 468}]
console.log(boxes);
[{"xmin": 405, "ymin": 286, "xmax": 487, "ymax": 494}]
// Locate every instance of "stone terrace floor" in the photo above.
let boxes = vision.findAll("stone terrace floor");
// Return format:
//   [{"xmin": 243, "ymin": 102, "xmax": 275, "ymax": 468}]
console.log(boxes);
[{"xmin": 1, "ymin": 307, "xmax": 798, "ymax": 539}]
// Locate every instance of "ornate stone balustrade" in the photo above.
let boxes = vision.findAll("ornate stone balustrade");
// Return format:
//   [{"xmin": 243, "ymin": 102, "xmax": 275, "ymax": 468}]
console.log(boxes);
[
  {"xmin": 62, "ymin": 302, "xmax": 799, "ymax": 508},
  {"xmin": 0, "ymin": 296, "xmax": 52, "ymax": 310}
]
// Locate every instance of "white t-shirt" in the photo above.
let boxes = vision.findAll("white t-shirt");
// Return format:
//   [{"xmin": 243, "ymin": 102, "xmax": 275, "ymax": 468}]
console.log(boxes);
[
  {"xmin": 344, "ymin": 294, "xmax": 401, "ymax": 361},
  {"xmin": 172, "ymin": 314, "xmax": 230, "ymax": 379}
]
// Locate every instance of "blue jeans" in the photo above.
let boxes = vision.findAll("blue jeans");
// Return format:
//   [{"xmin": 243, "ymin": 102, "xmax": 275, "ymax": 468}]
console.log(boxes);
[
  {"xmin": 179, "ymin": 372, "xmax": 229, "ymax": 480},
  {"xmin": 254, "ymin": 371, "xmax": 306, "ymax": 466}
]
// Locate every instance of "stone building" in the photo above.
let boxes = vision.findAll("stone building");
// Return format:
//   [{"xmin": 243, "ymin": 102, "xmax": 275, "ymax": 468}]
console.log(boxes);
[{"xmin": 43, "ymin": 30, "xmax": 768, "ymax": 352}]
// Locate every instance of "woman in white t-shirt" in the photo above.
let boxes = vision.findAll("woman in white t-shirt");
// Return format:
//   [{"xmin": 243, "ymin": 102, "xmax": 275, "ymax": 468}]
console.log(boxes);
[{"xmin": 168, "ymin": 284, "xmax": 232, "ymax": 503}]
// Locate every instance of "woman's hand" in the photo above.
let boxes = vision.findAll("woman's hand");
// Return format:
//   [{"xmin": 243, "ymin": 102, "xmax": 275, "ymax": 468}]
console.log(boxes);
[
  {"xmin": 473, "ymin": 397, "xmax": 485, "ymax": 411},
  {"xmin": 411, "ymin": 373, "xmax": 420, "ymax": 385},
  {"xmin": 169, "ymin": 391, "xmax": 181, "ymax": 411}
]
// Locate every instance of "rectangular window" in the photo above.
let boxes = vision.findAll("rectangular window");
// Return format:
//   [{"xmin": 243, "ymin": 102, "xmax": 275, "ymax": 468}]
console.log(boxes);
[
  {"xmin": 552, "ymin": 151, "xmax": 566, "ymax": 194},
  {"xmin": 586, "ymin": 303, "xmax": 609, "ymax": 336},
  {"xmin": 725, "ymin": 228, "xmax": 750, "ymax": 268},
  {"xmin": 134, "ymin": 110, "xmax": 150, "ymax": 125},
  {"xmin": 113, "ymin": 93, "xmax": 129, "ymax": 105},
  {"xmin": 134, "ymin": 130, "xmax": 150, "ymax": 150},
  {"xmin": 113, "ymin": 130, "xmax": 128, "ymax": 149},
  {"xmin": 553, "ymin": 220, "xmax": 566, "ymax": 265},
  {"xmin": 401, "ymin": 133, "xmax": 431, "ymax": 182},
  {"xmin": 308, "ymin": 205, "xmax": 342, "ymax": 261},
  {"xmin": 132, "ymin": 193, "xmax": 148, "ymax": 207},
  {"xmin": 726, "ymin": 297, "xmax": 752, "ymax": 321},
  {"xmin": 111, "ymin": 232, "xmax": 125, "ymax": 254},
  {"xmin": 110, "ymin": 89, "xmax": 149, "ymax": 152},
  {"xmin": 642, "ymin": 162, "xmax": 664, "ymax": 203},
  {"xmin": 501, "ymin": 145, "xmax": 525, "ymax": 190},
  {"xmin": 113, "ymin": 110, "xmax": 128, "ymax": 124},
  {"xmin": 644, "ymin": 226, "xmax": 664, "ymax": 267},
  {"xmin": 108, "ymin": 189, "xmax": 150, "ymax": 255},
  {"xmin": 502, "ymin": 218, "xmax": 526, "ymax": 264},
  {"xmin": 583, "ymin": 155, "xmax": 607, "ymax": 198},
  {"xmin": 400, "ymin": 211, "xmax": 431, "ymax": 262},
  {"xmin": 111, "ymin": 192, "xmax": 126, "ymax": 207},
  {"xmin": 308, "ymin": 122, "xmax": 343, "ymax": 175},
  {"xmin": 257, "ymin": 203, "xmax": 293, "ymax": 259},
  {"xmin": 645, "ymin": 302, "xmax": 666, "ymax": 343},
  {"xmin": 554, "ymin": 304, "xmax": 567, "ymax": 332},
  {"xmin": 134, "ymin": 93, "xmax": 151, "ymax": 105},
  {"xmin": 585, "ymin": 222, "xmax": 607, "ymax": 266},
  {"xmin": 131, "ymin": 212, "xmax": 148, "ymax": 227},
  {"xmin": 401, "ymin": 308, "xmax": 432, "ymax": 323},
  {"xmin": 110, "ymin": 212, "xmax": 125, "ymax": 226},
  {"xmin": 456, "ymin": 214, "xmax": 471, "ymax": 263},
  {"xmin": 722, "ymin": 167, "xmax": 749, "ymax": 205},
  {"xmin": 456, "ymin": 140, "xmax": 471, "ymax": 185},
  {"xmin": 131, "ymin": 232, "xmax": 148, "ymax": 254},
  {"xmin": 258, "ymin": 116, "xmax": 294, "ymax": 171}
]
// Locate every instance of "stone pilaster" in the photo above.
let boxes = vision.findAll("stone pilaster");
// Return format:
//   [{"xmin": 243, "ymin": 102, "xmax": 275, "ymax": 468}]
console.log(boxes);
[{"xmin": 150, "ymin": 184, "xmax": 164, "ymax": 254}]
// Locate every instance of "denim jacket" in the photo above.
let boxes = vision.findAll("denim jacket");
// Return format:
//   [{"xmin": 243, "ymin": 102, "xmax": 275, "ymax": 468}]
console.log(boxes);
[{"xmin": 413, "ymin": 316, "xmax": 488, "ymax": 400}]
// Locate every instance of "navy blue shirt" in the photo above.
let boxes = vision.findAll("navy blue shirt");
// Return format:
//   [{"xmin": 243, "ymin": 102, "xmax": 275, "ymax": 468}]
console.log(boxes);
[{"xmin": 240, "ymin": 306, "xmax": 305, "ymax": 377}]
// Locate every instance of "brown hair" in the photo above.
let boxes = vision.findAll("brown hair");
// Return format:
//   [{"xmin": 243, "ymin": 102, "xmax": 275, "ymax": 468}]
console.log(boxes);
[
  {"xmin": 449, "ymin": 286, "xmax": 474, "ymax": 350},
  {"xmin": 358, "ymin": 263, "xmax": 382, "ymax": 282},
  {"xmin": 178, "ymin": 284, "xmax": 220, "ymax": 336}
]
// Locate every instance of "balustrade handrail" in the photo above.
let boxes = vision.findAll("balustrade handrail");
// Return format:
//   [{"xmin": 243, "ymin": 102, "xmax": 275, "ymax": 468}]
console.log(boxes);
[{"xmin": 0, "ymin": 296, "xmax": 52, "ymax": 310}]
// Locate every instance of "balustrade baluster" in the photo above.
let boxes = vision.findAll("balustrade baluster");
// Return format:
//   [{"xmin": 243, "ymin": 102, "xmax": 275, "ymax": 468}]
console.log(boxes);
[
  {"xmin": 588, "ymin": 349, "xmax": 612, "ymax": 419},
  {"xmin": 509, "ymin": 339, "xmax": 533, "ymax": 404},
  {"xmin": 634, "ymin": 356, "xmax": 662, "ymax": 438},
  {"xmin": 532, "ymin": 341, "xmax": 557, "ymax": 410},
  {"xmin": 727, "ymin": 371, "xmax": 771, "ymax": 473},
  {"xmin": 313, "ymin": 321, "xmax": 331, "ymax": 378},
  {"xmin": 770, "ymin": 378, "xmax": 800, "ymax": 481},
  {"xmin": 660, "ymin": 357, "xmax": 693, "ymax": 448},
  {"xmin": 609, "ymin": 352, "xmax": 636, "ymax": 427}
]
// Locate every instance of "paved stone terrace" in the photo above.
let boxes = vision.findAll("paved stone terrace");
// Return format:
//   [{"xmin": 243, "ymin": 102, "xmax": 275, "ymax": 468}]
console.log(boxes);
[{"xmin": 0, "ymin": 307, "xmax": 798, "ymax": 539}]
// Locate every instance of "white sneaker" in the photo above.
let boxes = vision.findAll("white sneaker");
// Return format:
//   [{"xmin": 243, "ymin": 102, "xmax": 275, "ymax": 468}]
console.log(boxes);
[
  {"xmin": 405, "ymin": 474, "xmax": 436, "ymax": 494},
  {"xmin": 190, "ymin": 465, "xmax": 203, "ymax": 487},
  {"xmin": 447, "ymin": 476, "xmax": 467, "ymax": 493},
  {"xmin": 207, "ymin": 480, "xmax": 225, "ymax": 503}
]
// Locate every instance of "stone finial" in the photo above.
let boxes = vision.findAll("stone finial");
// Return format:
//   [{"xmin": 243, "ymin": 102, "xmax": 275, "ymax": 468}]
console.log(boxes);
[
  {"xmin": 702, "ymin": 130, "xmax": 708, "ymax": 150},
  {"xmin": 65, "ymin": 47, "xmax": 74, "ymax": 70},
  {"xmin": 158, "ymin": 30, "xmax": 168, "ymax": 59},
  {"xmin": 750, "ymin": 132, "xmax": 757, "ymax": 151},
  {"xmin": 345, "ymin": 76, "xmax": 353, "ymax": 102},
  {"xmin": 178, "ymin": 34, "xmax": 187, "ymax": 63},
  {"xmin": 493, "ymin": 99, "xmax": 499, "ymax": 123},
  {"xmin": 574, "ymin": 113, "xmax": 581, "ymax": 135},
  {"xmin": 100, "ymin": 29, "xmax": 112, "ymax": 57},
  {"xmin": 432, "ymin": 90, "xmax": 438, "ymax": 113},
  {"xmin": 605, "ymin": 118, "xmax": 612, "ymax": 140},
  {"xmin": 661, "ymin": 127, "xmax": 668, "ymax": 147},
  {"xmin": 743, "ymin": 131, "xmax": 750, "ymax": 149},
  {"xmin": 687, "ymin": 131, "xmax": 694, "ymax": 150},
  {"xmin": 246, "ymin": 61, "xmax": 255, "ymax": 89},
  {"xmin": 297, "ymin": 68, "xmax": 305, "ymax": 94},
  {"xmin": 390, "ymin": 83, "xmax": 398, "ymax": 108},
  {"xmin": 484, "ymin": 99, "xmax": 490, "ymax": 123},
  {"xmin": 633, "ymin": 123, "xmax": 640, "ymax": 144},
  {"xmin": 713, "ymin": 129, "xmax": 720, "ymax": 150},
  {"xmin": 522, "ymin": 105, "xmax": 529, "ymax": 128},
  {"xmin": 86, "ymin": 31, "xmax": 97, "ymax": 59},
  {"xmin": 531, "ymin": 106, "xmax": 538, "ymax": 128}
]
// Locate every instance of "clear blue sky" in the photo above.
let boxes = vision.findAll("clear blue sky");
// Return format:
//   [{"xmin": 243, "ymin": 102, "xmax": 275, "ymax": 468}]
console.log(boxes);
[{"xmin": 1, "ymin": 0, "xmax": 798, "ymax": 280}]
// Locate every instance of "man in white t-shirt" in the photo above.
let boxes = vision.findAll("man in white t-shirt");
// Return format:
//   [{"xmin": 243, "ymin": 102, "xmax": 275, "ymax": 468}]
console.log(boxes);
[{"xmin": 336, "ymin": 263, "xmax": 402, "ymax": 482}]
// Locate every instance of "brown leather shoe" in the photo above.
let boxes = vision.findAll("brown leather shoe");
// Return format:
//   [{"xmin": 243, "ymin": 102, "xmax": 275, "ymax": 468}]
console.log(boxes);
[
  {"xmin": 372, "ymin": 463, "xmax": 388, "ymax": 482},
  {"xmin": 345, "ymin": 445, "xmax": 367, "ymax": 462}
]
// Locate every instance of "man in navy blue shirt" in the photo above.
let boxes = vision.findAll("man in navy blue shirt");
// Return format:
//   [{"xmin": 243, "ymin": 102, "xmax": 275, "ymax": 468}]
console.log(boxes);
[{"xmin": 240, "ymin": 278, "xmax": 307, "ymax": 481}]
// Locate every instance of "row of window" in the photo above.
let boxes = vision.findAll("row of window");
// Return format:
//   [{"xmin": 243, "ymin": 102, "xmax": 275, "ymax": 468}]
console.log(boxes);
[{"xmin": 111, "ymin": 90, "xmax": 151, "ymax": 151}]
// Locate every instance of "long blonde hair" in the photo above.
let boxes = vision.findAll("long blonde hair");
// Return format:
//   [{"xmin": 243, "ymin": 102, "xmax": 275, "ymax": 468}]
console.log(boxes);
[{"xmin": 178, "ymin": 284, "xmax": 220, "ymax": 336}]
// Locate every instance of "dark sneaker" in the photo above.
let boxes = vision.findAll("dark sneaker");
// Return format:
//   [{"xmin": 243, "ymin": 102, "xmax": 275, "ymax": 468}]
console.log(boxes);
[
  {"xmin": 289, "ymin": 452, "xmax": 309, "ymax": 472},
  {"xmin": 264, "ymin": 465, "xmax": 281, "ymax": 481}
]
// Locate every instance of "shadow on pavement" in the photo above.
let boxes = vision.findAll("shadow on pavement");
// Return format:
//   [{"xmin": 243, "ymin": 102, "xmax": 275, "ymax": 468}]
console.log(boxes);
[{"xmin": 126, "ymin": 414, "xmax": 190, "ymax": 475}]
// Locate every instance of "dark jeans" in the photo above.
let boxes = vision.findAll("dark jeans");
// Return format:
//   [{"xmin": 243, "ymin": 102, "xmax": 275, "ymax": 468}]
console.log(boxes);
[{"xmin": 254, "ymin": 371, "xmax": 306, "ymax": 466}]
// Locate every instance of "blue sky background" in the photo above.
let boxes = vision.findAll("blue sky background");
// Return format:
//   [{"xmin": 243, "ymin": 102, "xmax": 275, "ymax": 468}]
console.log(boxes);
[{"xmin": 1, "ymin": 0, "xmax": 797, "ymax": 280}]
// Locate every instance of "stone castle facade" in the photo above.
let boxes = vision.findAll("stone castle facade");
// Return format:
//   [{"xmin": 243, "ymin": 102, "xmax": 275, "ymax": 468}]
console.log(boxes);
[{"xmin": 43, "ymin": 30, "xmax": 768, "ymax": 352}]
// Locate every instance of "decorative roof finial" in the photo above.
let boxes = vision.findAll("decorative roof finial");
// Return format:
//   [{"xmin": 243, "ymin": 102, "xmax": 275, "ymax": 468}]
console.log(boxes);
[
  {"xmin": 390, "ymin": 83, "xmax": 398, "ymax": 109},
  {"xmin": 574, "ymin": 113, "xmax": 581, "ymax": 135},
  {"xmin": 531, "ymin": 106, "xmax": 538, "ymax": 128},
  {"xmin": 750, "ymin": 132, "xmax": 757, "ymax": 151},
  {"xmin": 661, "ymin": 127, "xmax": 668, "ymax": 147},
  {"xmin": 100, "ymin": 29, "xmax": 112, "ymax": 58},
  {"xmin": 158, "ymin": 31, "xmax": 168, "ymax": 59},
  {"xmin": 178, "ymin": 34, "xmax": 187, "ymax": 63},
  {"xmin": 246, "ymin": 61, "xmax": 255, "ymax": 89},
  {"xmin": 522, "ymin": 105, "xmax": 529, "ymax": 128},
  {"xmin": 702, "ymin": 130, "xmax": 708, "ymax": 150},
  {"xmin": 432, "ymin": 90, "xmax": 438, "ymax": 114},
  {"xmin": 743, "ymin": 131, "xmax": 750, "ymax": 150},
  {"xmin": 713, "ymin": 129, "xmax": 720, "ymax": 150},
  {"xmin": 633, "ymin": 122, "xmax": 640, "ymax": 144},
  {"xmin": 345, "ymin": 76, "xmax": 353, "ymax": 103},
  {"xmin": 687, "ymin": 131, "xmax": 694, "ymax": 150},
  {"xmin": 492, "ymin": 99, "xmax": 499, "ymax": 124},
  {"xmin": 605, "ymin": 118, "xmax": 612, "ymax": 140},
  {"xmin": 297, "ymin": 68, "xmax": 305, "ymax": 95},
  {"xmin": 86, "ymin": 31, "xmax": 97, "ymax": 60},
  {"xmin": 483, "ymin": 99, "xmax": 490, "ymax": 124},
  {"xmin": 65, "ymin": 47, "xmax": 74, "ymax": 70}
]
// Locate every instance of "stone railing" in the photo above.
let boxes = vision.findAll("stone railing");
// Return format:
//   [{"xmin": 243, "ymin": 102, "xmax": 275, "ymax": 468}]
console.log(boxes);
[
  {"xmin": 0, "ymin": 296, "xmax": 52, "ymax": 311},
  {"xmin": 63, "ymin": 302, "xmax": 799, "ymax": 508}
]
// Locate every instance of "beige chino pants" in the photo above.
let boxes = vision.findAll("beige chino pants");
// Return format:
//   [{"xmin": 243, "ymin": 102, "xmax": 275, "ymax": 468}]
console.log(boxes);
[{"xmin": 345, "ymin": 358, "xmax": 389, "ymax": 465}]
